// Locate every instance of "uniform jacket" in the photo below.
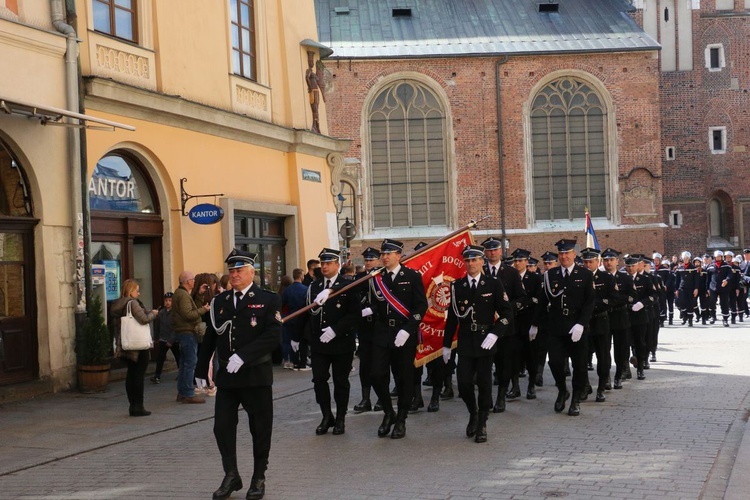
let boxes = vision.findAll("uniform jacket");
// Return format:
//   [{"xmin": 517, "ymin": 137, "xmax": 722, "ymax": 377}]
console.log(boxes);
[
  {"xmin": 609, "ymin": 270, "xmax": 635, "ymax": 331},
  {"xmin": 369, "ymin": 266, "xmax": 428, "ymax": 348},
  {"xmin": 708, "ymin": 261, "xmax": 732, "ymax": 292},
  {"xmin": 516, "ymin": 270, "xmax": 542, "ymax": 318},
  {"xmin": 443, "ymin": 274, "xmax": 513, "ymax": 357},
  {"xmin": 196, "ymin": 285, "xmax": 282, "ymax": 388},
  {"xmin": 532, "ymin": 265, "xmax": 595, "ymax": 335},
  {"xmin": 656, "ymin": 264, "xmax": 675, "ymax": 294},
  {"xmin": 628, "ymin": 272, "xmax": 655, "ymax": 326},
  {"xmin": 301, "ymin": 274, "xmax": 359, "ymax": 354},
  {"xmin": 354, "ymin": 269, "xmax": 378, "ymax": 342},
  {"xmin": 589, "ymin": 269, "xmax": 616, "ymax": 336},
  {"xmin": 483, "ymin": 262, "xmax": 525, "ymax": 334}
]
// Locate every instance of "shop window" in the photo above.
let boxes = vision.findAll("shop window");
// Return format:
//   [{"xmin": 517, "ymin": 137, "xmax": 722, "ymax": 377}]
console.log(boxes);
[
  {"xmin": 531, "ymin": 77, "xmax": 610, "ymax": 221},
  {"xmin": 0, "ymin": 140, "xmax": 33, "ymax": 217},
  {"xmin": 230, "ymin": 0, "xmax": 257, "ymax": 80},
  {"xmin": 93, "ymin": 0, "xmax": 138, "ymax": 43},
  {"xmin": 88, "ymin": 153, "xmax": 158, "ymax": 213},
  {"xmin": 234, "ymin": 212, "xmax": 286, "ymax": 291}
]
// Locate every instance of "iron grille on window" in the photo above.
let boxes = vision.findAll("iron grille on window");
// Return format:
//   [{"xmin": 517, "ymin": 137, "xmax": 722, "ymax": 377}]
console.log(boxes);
[
  {"xmin": 531, "ymin": 78, "xmax": 609, "ymax": 221},
  {"xmin": 368, "ymin": 81, "xmax": 448, "ymax": 229}
]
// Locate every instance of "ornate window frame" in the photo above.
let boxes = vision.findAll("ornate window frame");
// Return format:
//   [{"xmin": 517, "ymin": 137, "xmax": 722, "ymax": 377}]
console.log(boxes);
[
  {"xmin": 359, "ymin": 72, "xmax": 456, "ymax": 238},
  {"xmin": 523, "ymin": 70, "xmax": 619, "ymax": 228}
]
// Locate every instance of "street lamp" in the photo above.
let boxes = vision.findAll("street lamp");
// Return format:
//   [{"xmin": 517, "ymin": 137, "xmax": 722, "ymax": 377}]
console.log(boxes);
[{"xmin": 339, "ymin": 217, "xmax": 357, "ymax": 262}]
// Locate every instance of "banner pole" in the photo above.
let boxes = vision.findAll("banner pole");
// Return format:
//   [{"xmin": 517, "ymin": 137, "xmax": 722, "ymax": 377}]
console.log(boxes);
[{"xmin": 281, "ymin": 218, "xmax": 485, "ymax": 323}]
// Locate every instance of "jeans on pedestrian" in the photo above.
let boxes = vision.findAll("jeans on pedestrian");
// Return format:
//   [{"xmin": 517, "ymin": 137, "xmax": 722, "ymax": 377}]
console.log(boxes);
[
  {"xmin": 281, "ymin": 326, "xmax": 294, "ymax": 362},
  {"xmin": 176, "ymin": 332, "xmax": 197, "ymax": 397}
]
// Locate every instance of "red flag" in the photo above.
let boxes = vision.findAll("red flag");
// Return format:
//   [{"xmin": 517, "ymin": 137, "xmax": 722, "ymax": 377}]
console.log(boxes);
[{"xmin": 403, "ymin": 229, "xmax": 473, "ymax": 367}]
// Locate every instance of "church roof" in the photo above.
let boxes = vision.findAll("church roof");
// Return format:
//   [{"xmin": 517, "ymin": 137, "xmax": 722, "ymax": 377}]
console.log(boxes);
[{"xmin": 315, "ymin": 0, "xmax": 660, "ymax": 59}]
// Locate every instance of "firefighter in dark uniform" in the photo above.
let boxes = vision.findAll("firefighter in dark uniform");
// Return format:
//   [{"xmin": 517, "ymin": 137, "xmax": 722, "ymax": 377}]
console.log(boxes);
[
  {"xmin": 674, "ymin": 251, "xmax": 699, "ymax": 327},
  {"xmin": 298, "ymin": 248, "xmax": 360, "ymax": 436},
  {"xmin": 369, "ymin": 239, "xmax": 428, "ymax": 439},
  {"xmin": 601, "ymin": 249, "xmax": 636, "ymax": 389},
  {"xmin": 644, "ymin": 259, "xmax": 663, "ymax": 366},
  {"xmin": 511, "ymin": 248, "xmax": 541, "ymax": 400},
  {"xmin": 695, "ymin": 257, "xmax": 710, "ymax": 325},
  {"xmin": 352, "ymin": 247, "xmax": 381, "ymax": 413},
  {"xmin": 443, "ymin": 245, "xmax": 513, "ymax": 443},
  {"xmin": 625, "ymin": 255, "xmax": 655, "ymax": 381},
  {"xmin": 481, "ymin": 236, "xmax": 526, "ymax": 413},
  {"xmin": 535, "ymin": 251, "xmax": 559, "ymax": 386},
  {"xmin": 196, "ymin": 249, "xmax": 281, "ymax": 500},
  {"xmin": 653, "ymin": 253, "xmax": 673, "ymax": 326},
  {"xmin": 530, "ymin": 239, "xmax": 595, "ymax": 416},
  {"xmin": 709, "ymin": 250, "xmax": 732, "ymax": 326},
  {"xmin": 580, "ymin": 248, "xmax": 617, "ymax": 402},
  {"xmin": 726, "ymin": 251, "xmax": 741, "ymax": 324}
]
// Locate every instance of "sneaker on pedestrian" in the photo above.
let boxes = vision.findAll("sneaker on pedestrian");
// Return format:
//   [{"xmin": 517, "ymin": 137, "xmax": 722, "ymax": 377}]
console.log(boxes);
[{"xmin": 150, "ymin": 376, "xmax": 160, "ymax": 384}]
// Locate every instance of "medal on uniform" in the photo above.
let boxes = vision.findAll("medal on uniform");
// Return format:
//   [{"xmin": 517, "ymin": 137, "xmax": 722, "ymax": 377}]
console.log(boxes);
[{"xmin": 251, "ymin": 316, "xmax": 257, "ymax": 327}]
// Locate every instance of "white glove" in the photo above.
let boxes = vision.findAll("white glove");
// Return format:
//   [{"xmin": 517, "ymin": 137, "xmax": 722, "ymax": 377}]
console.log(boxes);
[
  {"xmin": 226, "ymin": 353, "xmax": 244, "ymax": 373},
  {"xmin": 361, "ymin": 307, "xmax": 373, "ymax": 317},
  {"xmin": 481, "ymin": 333, "xmax": 498, "ymax": 350},
  {"xmin": 195, "ymin": 378, "xmax": 207, "ymax": 389},
  {"xmin": 442, "ymin": 347, "xmax": 451, "ymax": 364},
  {"xmin": 569, "ymin": 324, "xmax": 584, "ymax": 343},
  {"xmin": 529, "ymin": 325, "xmax": 538, "ymax": 341},
  {"xmin": 632, "ymin": 301, "xmax": 644, "ymax": 312},
  {"xmin": 291, "ymin": 340, "xmax": 300, "ymax": 352},
  {"xmin": 394, "ymin": 329, "xmax": 410, "ymax": 347},
  {"xmin": 320, "ymin": 326, "xmax": 336, "ymax": 343},
  {"xmin": 314, "ymin": 288, "xmax": 332, "ymax": 305}
]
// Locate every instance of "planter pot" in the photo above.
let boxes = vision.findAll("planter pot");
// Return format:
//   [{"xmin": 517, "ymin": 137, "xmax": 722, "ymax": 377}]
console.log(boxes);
[{"xmin": 77, "ymin": 363, "xmax": 111, "ymax": 393}]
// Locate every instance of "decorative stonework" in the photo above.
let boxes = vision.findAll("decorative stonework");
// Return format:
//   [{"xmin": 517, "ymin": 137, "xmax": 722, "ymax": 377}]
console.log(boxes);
[
  {"xmin": 235, "ymin": 85, "xmax": 268, "ymax": 111},
  {"xmin": 95, "ymin": 45, "xmax": 150, "ymax": 79},
  {"xmin": 622, "ymin": 185, "xmax": 657, "ymax": 224}
]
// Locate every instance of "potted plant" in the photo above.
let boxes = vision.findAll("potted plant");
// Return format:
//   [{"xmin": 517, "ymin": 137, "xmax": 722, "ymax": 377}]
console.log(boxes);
[{"xmin": 77, "ymin": 294, "xmax": 112, "ymax": 393}]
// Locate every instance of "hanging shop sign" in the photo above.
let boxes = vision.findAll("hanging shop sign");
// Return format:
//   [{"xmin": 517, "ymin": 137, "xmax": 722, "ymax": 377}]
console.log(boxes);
[{"xmin": 188, "ymin": 203, "xmax": 224, "ymax": 225}]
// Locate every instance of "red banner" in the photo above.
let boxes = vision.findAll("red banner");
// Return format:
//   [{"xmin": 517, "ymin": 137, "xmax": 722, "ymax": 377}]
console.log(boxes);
[{"xmin": 403, "ymin": 229, "xmax": 473, "ymax": 367}]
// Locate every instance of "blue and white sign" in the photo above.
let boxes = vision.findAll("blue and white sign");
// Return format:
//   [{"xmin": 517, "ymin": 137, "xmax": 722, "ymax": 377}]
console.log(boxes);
[{"xmin": 188, "ymin": 203, "xmax": 224, "ymax": 225}]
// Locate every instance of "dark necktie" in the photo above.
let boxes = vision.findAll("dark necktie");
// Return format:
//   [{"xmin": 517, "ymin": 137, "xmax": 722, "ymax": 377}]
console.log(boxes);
[
  {"xmin": 471, "ymin": 278, "xmax": 477, "ymax": 290},
  {"xmin": 491, "ymin": 267, "xmax": 497, "ymax": 278},
  {"xmin": 562, "ymin": 268, "xmax": 568, "ymax": 279},
  {"xmin": 325, "ymin": 279, "xmax": 331, "ymax": 289},
  {"xmin": 235, "ymin": 291, "xmax": 243, "ymax": 306}
]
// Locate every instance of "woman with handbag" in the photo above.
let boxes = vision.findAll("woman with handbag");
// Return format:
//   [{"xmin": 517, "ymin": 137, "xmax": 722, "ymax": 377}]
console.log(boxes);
[{"xmin": 111, "ymin": 279, "xmax": 158, "ymax": 416}]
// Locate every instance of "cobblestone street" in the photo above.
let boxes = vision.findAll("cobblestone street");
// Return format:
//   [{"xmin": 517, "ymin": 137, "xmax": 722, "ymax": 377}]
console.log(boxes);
[{"xmin": 1, "ymin": 324, "xmax": 749, "ymax": 499}]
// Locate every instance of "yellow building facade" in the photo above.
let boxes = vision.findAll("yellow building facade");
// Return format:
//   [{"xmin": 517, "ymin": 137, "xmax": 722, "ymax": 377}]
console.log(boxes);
[{"xmin": 0, "ymin": 0, "xmax": 346, "ymax": 398}]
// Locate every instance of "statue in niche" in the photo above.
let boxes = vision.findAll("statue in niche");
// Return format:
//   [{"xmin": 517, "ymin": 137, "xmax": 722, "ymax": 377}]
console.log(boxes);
[{"xmin": 305, "ymin": 50, "xmax": 327, "ymax": 133}]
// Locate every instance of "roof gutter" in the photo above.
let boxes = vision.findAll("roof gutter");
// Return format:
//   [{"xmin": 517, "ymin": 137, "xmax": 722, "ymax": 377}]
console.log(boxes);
[{"xmin": 495, "ymin": 55, "xmax": 509, "ymax": 257}]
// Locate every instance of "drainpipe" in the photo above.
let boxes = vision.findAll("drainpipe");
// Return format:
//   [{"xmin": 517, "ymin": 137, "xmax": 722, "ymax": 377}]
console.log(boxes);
[
  {"xmin": 51, "ymin": 0, "xmax": 87, "ymax": 321},
  {"xmin": 495, "ymin": 55, "xmax": 509, "ymax": 258}
]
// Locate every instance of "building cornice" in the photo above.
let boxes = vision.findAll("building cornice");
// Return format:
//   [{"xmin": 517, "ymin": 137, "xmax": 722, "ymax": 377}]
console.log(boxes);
[{"xmin": 83, "ymin": 77, "xmax": 350, "ymax": 158}]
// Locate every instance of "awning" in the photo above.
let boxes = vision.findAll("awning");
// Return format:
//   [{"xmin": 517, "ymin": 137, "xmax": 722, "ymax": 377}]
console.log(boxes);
[{"xmin": 0, "ymin": 96, "xmax": 136, "ymax": 131}]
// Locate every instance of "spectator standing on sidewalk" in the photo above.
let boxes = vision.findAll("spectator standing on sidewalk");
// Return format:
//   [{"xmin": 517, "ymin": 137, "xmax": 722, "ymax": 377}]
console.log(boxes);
[
  {"xmin": 281, "ymin": 269, "xmax": 307, "ymax": 370},
  {"xmin": 151, "ymin": 292, "xmax": 180, "ymax": 384},
  {"xmin": 172, "ymin": 271, "xmax": 210, "ymax": 404},
  {"xmin": 110, "ymin": 279, "xmax": 158, "ymax": 417}
]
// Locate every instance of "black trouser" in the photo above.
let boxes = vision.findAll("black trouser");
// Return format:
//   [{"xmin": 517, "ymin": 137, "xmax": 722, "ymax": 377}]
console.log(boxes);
[
  {"xmin": 718, "ymin": 291, "xmax": 731, "ymax": 320},
  {"xmin": 589, "ymin": 332, "xmax": 612, "ymax": 390},
  {"xmin": 709, "ymin": 290, "xmax": 720, "ymax": 319},
  {"xmin": 729, "ymin": 289, "xmax": 739, "ymax": 317},
  {"xmin": 493, "ymin": 334, "xmax": 519, "ymax": 395},
  {"xmin": 547, "ymin": 333, "xmax": 588, "ymax": 398},
  {"xmin": 293, "ymin": 340, "xmax": 309, "ymax": 368},
  {"xmin": 372, "ymin": 342, "xmax": 416, "ymax": 418},
  {"xmin": 649, "ymin": 315, "xmax": 659, "ymax": 354},
  {"xmin": 535, "ymin": 327, "xmax": 549, "ymax": 375},
  {"xmin": 311, "ymin": 350, "xmax": 354, "ymax": 417},
  {"xmin": 666, "ymin": 294, "xmax": 675, "ymax": 319},
  {"xmin": 125, "ymin": 350, "xmax": 150, "ymax": 406},
  {"xmin": 611, "ymin": 327, "xmax": 629, "ymax": 381},
  {"xmin": 214, "ymin": 385, "xmax": 272, "ymax": 478},
  {"xmin": 630, "ymin": 323, "xmax": 648, "ymax": 371},
  {"xmin": 457, "ymin": 354, "xmax": 494, "ymax": 413},
  {"xmin": 357, "ymin": 338, "xmax": 374, "ymax": 400},
  {"xmin": 154, "ymin": 340, "xmax": 180, "ymax": 378},
  {"xmin": 516, "ymin": 316, "xmax": 537, "ymax": 388}
]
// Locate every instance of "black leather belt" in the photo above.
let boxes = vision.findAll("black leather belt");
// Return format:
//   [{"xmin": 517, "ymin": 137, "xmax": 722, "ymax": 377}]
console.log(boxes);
[
  {"xmin": 462, "ymin": 323, "xmax": 492, "ymax": 332},
  {"xmin": 555, "ymin": 308, "xmax": 579, "ymax": 317}
]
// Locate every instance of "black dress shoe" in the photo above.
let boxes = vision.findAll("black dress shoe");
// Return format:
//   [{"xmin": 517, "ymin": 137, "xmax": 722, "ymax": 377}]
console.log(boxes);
[
  {"xmin": 505, "ymin": 387, "xmax": 521, "ymax": 399},
  {"xmin": 466, "ymin": 413, "xmax": 478, "ymax": 437},
  {"xmin": 440, "ymin": 386, "xmax": 454, "ymax": 400},
  {"xmin": 568, "ymin": 400, "xmax": 580, "ymax": 416},
  {"xmin": 353, "ymin": 399, "xmax": 371, "ymax": 413},
  {"xmin": 637, "ymin": 370, "xmax": 646, "ymax": 380},
  {"xmin": 129, "ymin": 405, "xmax": 152, "ymax": 417},
  {"xmin": 535, "ymin": 373, "xmax": 544, "ymax": 387},
  {"xmin": 213, "ymin": 473, "xmax": 243, "ymax": 499},
  {"xmin": 315, "ymin": 414, "xmax": 335, "ymax": 435},
  {"xmin": 526, "ymin": 386, "xmax": 536, "ymax": 400},
  {"xmin": 377, "ymin": 412, "xmax": 395, "ymax": 437},
  {"xmin": 422, "ymin": 376, "xmax": 432, "ymax": 386},
  {"xmin": 427, "ymin": 397, "xmax": 440, "ymax": 412},
  {"xmin": 373, "ymin": 400, "xmax": 383, "ymax": 412},
  {"xmin": 391, "ymin": 421, "xmax": 406, "ymax": 439},
  {"xmin": 554, "ymin": 390, "xmax": 569, "ymax": 413},
  {"xmin": 492, "ymin": 397, "xmax": 506, "ymax": 413},
  {"xmin": 408, "ymin": 397, "xmax": 424, "ymax": 413},
  {"xmin": 518, "ymin": 369, "xmax": 527, "ymax": 378},
  {"xmin": 579, "ymin": 385, "xmax": 592, "ymax": 401},
  {"xmin": 650, "ymin": 354, "xmax": 656, "ymax": 363},
  {"xmin": 389, "ymin": 387, "xmax": 398, "ymax": 397},
  {"xmin": 474, "ymin": 415, "xmax": 488, "ymax": 443},
  {"xmin": 644, "ymin": 360, "xmax": 650, "ymax": 370},
  {"xmin": 613, "ymin": 378, "xmax": 623, "ymax": 390},
  {"xmin": 595, "ymin": 390, "xmax": 606, "ymax": 402},
  {"xmin": 245, "ymin": 478, "xmax": 265, "ymax": 500},
  {"xmin": 624, "ymin": 369, "xmax": 632, "ymax": 380},
  {"xmin": 629, "ymin": 356, "xmax": 638, "ymax": 368},
  {"xmin": 332, "ymin": 417, "xmax": 345, "ymax": 435}
]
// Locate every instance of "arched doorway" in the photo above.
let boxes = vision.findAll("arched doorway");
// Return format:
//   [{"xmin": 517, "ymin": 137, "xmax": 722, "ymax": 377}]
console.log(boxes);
[
  {"xmin": 0, "ymin": 139, "xmax": 38, "ymax": 385},
  {"xmin": 88, "ymin": 151, "xmax": 163, "ymax": 311}
]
